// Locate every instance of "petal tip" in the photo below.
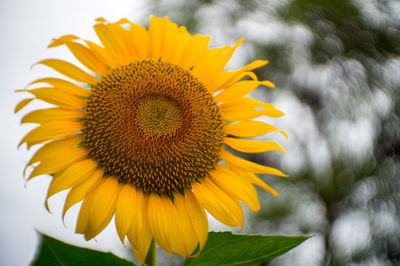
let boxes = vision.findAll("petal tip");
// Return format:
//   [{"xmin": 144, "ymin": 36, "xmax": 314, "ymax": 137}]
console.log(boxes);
[
  {"xmin": 44, "ymin": 199, "xmax": 52, "ymax": 213},
  {"xmin": 95, "ymin": 17, "xmax": 108, "ymax": 23}
]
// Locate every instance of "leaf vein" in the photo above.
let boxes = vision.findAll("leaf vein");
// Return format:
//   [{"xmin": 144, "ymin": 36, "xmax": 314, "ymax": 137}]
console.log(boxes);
[
  {"xmin": 220, "ymin": 240, "xmax": 306, "ymax": 265},
  {"xmin": 43, "ymin": 237, "xmax": 65, "ymax": 266}
]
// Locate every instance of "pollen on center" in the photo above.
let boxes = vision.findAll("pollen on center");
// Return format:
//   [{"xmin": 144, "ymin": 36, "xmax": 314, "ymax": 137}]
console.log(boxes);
[{"xmin": 136, "ymin": 95, "xmax": 183, "ymax": 137}]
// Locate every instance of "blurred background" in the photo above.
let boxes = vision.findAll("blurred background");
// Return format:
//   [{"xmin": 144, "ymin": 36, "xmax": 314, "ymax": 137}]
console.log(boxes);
[{"xmin": 1, "ymin": 0, "xmax": 399, "ymax": 265}]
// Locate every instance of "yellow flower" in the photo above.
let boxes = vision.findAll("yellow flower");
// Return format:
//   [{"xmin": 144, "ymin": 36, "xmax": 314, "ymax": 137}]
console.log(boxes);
[{"xmin": 16, "ymin": 17, "xmax": 287, "ymax": 263}]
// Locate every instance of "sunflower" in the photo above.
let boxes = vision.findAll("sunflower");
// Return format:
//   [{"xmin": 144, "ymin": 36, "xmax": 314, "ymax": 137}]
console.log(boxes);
[{"xmin": 16, "ymin": 17, "xmax": 287, "ymax": 263}]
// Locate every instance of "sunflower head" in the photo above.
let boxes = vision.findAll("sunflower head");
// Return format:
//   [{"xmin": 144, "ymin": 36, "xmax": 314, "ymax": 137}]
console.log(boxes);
[
  {"xmin": 16, "ymin": 16, "xmax": 286, "ymax": 263},
  {"xmin": 83, "ymin": 59, "xmax": 224, "ymax": 196}
]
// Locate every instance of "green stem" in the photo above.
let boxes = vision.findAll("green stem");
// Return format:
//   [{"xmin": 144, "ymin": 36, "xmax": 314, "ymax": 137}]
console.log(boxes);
[{"xmin": 143, "ymin": 240, "xmax": 156, "ymax": 266}]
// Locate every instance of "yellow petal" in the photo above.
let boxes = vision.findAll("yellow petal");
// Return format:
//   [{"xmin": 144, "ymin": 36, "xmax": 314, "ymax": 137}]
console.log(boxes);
[
  {"xmin": 108, "ymin": 22, "xmax": 134, "ymax": 64},
  {"xmin": 149, "ymin": 16, "xmax": 167, "ymax": 59},
  {"xmin": 146, "ymin": 194, "xmax": 198, "ymax": 257},
  {"xmin": 172, "ymin": 193, "xmax": 200, "ymax": 257},
  {"xmin": 220, "ymin": 97, "xmax": 266, "ymax": 111},
  {"xmin": 112, "ymin": 20, "xmax": 137, "ymax": 60},
  {"xmin": 221, "ymin": 98, "xmax": 284, "ymax": 121},
  {"xmin": 47, "ymin": 34, "xmax": 109, "ymax": 74},
  {"xmin": 28, "ymin": 77, "xmax": 90, "ymax": 97},
  {"xmin": 115, "ymin": 184, "xmax": 139, "ymax": 245},
  {"xmin": 183, "ymin": 192, "xmax": 208, "ymax": 253},
  {"xmin": 27, "ymin": 87, "xmax": 85, "ymax": 109},
  {"xmin": 95, "ymin": 17, "xmax": 108, "ymax": 23},
  {"xmin": 225, "ymin": 120, "xmax": 288, "ymax": 138},
  {"xmin": 75, "ymin": 197, "xmax": 90, "ymax": 235},
  {"xmin": 233, "ymin": 168, "xmax": 279, "ymax": 196},
  {"xmin": 221, "ymin": 97, "xmax": 284, "ymax": 117},
  {"xmin": 19, "ymin": 121, "xmax": 82, "ymax": 149},
  {"xmin": 48, "ymin": 34, "xmax": 79, "ymax": 48},
  {"xmin": 180, "ymin": 34, "xmax": 211, "ymax": 70},
  {"xmin": 202, "ymin": 39, "xmax": 245, "ymax": 84},
  {"xmin": 161, "ymin": 19, "xmax": 180, "ymax": 61},
  {"xmin": 242, "ymin": 60, "xmax": 269, "ymax": 71},
  {"xmin": 93, "ymin": 22, "xmax": 130, "ymax": 65},
  {"xmin": 192, "ymin": 178, "xmax": 244, "ymax": 229},
  {"xmin": 84, "ymin": 178, "xmax": 119, "ymax": 240},
  {"xmin": 222, "ymin": 109, "xmax": 269, "ymax": 121},
  {"xmin": 27, "ymin": 146, "xmax": 88, "ymax": 181},
  {"xmin": 221, "ymin": 149, "xmax": 288, "ymax": 177},
  {"xmin": 36, "ymin": 59, "xmax": 98, "ymax": 85},
  {"xmin": 62, "ymin": 168, "xmax": 103, "ymax": 221},
  {"xmin": 208, "ymin": 60, "xmax": 268, "ymax": 93},
  {"xmin": 224, "ymin": 137, "xmax": 286, "ymax": 154},
  {"xmin": 167, "ymin": 26, "xmax": 191, "ymax": 65},
  {"xmin": 45, "ymin": 159, "xmax": 98, "ymax": 211},
  {"xmin": 15, "ymin": 98, "xmax": 34, "ymax": 113},
  {"xmin": 126, "ymin": 191, "xmax": 152, "ymax": 264},
  {"xmin": 25, "ymin": 135, "xmax": 81, "ymax": 173},
  {"xmin": 191, "ymin": 47, "xmax": 229, "ymax": 83},
  {"xmin": 21, "ymin": 108, "xmax": 83, "ymax": 124},
  {"xmin": 76, "ymin": 177, "xmax": 119, "ymax": 240},
  {"xmin": 214, "ymin": 80, "xmax": 274, "ymax": 103},
  {"xmin": 192, "ymin": 39, "xmax": 245, "ymax": 85},
  {"xmin": 210, "ymin": 165, "xmax": 260, "ymax": 211},
  {"xmin": 125, "ymin": 22, "xmax": 150, "ymax": 60},
  {"xmin": 128, "ymin": 227, "xmax": 152, "ymax": 264},
  {"xmin": 85, "ymin": 40, "xmax": 117, "ymax": 67},
  {"xmin": 146, "ymin": 194, "xmax": 175, "ymax": 255},
  {"xmin": 64, "ymin": 42, "xmax": 109, "ymax": 75}
]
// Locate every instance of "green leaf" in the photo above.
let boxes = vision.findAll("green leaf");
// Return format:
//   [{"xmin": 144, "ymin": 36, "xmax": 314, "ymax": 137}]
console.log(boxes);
[
  {"xmin": 32, "ymin": 232, "xmax": 135, "ymax": 266},
  {"xmin": 184, "ymin": 232, "xmax": 310, "ymax": 266}
]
